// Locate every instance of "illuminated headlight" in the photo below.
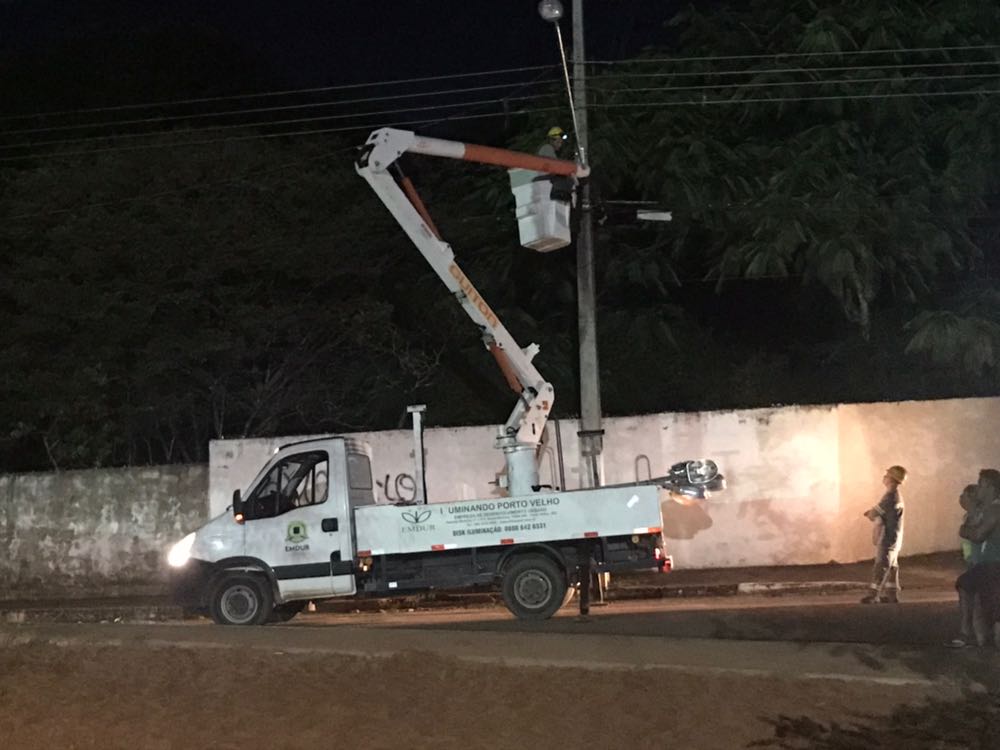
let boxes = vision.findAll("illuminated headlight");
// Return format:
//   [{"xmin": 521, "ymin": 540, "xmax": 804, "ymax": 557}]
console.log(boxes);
[{"xmin": 167, "ymin": 533, "xmax": 196, "ymax": 568}]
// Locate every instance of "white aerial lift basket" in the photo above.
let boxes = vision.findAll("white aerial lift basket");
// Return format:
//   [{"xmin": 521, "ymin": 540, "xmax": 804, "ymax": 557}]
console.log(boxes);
[{"xmin": 508, "ymin": 168, "xmax": 571, "ymax": 252}]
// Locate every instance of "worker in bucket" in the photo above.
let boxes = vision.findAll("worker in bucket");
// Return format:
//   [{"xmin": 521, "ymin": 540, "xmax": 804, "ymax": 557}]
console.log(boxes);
[
  {"xmin": 537, "ymin": 125, "xmax": 569, "ymax": 158},
  {"xmin": 535, "ymin": 126, "xmax": 573, "ymax": 202},
  {"xmin": 861, "ymin": 465, "xmax": 907, "ymax": 603}
]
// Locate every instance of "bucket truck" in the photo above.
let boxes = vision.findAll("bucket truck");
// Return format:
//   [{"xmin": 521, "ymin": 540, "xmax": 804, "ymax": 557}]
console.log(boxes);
[{"xmin": 167, "ymin": 129, "xmax": 723, "ymax": 626}]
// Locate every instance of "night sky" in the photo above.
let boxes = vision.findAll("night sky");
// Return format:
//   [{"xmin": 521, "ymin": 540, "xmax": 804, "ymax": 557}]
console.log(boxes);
[{"xmin": 0, "ymin": 1, "xmax": 682, "ymax": 95}]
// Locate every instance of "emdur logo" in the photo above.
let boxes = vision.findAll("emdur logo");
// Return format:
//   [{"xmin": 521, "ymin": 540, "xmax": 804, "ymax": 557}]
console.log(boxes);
[
  {"xmin": 286, "ymin": 521, "xmax": 308, "ymax": 544},
  {"xmin": 401, "ymin": 509, "xmax": 432, "ymax": 525}
]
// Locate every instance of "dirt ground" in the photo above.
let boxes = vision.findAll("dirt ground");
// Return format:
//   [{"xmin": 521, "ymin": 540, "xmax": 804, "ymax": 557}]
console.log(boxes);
[{"xmin": 2, "ymin": 641, "xmax": 993, "ymax": 750}]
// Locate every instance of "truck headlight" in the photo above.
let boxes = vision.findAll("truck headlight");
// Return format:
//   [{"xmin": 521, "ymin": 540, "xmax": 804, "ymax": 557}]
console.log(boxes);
[{"xmin": 167, "ymin": 533, "xmax": 196, "ymax": 568}]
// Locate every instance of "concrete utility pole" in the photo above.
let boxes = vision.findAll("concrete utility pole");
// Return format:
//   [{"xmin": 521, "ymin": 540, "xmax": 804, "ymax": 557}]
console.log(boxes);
[
  {"xmin": 571, "ymin": 0, "xmax": 604, "ymax": 489},
  {"xmin": 538, "ymin": 0, "xmax": 604, "ymax": 489}
]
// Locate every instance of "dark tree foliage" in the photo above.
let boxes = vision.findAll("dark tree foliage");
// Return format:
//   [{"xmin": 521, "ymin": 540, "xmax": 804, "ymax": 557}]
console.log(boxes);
[
  {"xmin": 0, "ymin": 137, "xmax": 446, "ymax": 469},
  {"xmin": 3, "ymin": 1, "xmax": 1000, "ymax": 471}
]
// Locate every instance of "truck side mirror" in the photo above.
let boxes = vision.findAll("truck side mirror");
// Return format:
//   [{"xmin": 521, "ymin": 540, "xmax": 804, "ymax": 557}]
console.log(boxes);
[{"xmin": 232, "ymin": 489, "xmax": 245, "ymax": 522}]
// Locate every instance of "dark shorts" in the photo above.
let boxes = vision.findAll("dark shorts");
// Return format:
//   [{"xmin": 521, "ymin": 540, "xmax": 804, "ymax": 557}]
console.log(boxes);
[{"xmin": 956, "ymin": 562, "xmax": 1000, "ymax": 622}]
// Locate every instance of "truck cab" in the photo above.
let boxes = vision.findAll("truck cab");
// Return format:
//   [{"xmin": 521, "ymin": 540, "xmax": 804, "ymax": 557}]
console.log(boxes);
[{"xmin": 170, "ymin": 437, "xmax": 374, "ymax": 624}]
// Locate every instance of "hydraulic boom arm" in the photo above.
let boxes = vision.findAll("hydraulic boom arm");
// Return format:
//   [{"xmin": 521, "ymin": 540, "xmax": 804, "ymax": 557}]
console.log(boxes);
[{"xmin": 356, "ymin": 128, "xmax": 587, "ymax": 494}]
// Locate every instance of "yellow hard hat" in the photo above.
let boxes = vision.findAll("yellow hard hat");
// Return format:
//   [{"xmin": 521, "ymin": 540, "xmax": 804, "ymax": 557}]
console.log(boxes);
[{"xmin": 547, "ymin": 126, "xmax": 566, "ymax": 139}]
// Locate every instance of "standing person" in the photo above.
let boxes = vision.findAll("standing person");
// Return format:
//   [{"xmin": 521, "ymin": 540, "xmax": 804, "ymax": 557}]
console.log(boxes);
[
  {"xmin": 861, "ymin": 465, "xmax": 907, "ymax": 604},
  {"xmin": 951, "ymin": 469, "xmax": 1000, "ymax": 648},
  {"xmin": 959, "ymin": 483, "xmax": 983, "ymax": 567}
]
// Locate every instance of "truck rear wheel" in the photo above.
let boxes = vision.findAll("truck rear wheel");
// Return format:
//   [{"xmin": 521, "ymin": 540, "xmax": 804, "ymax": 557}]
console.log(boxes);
[
  {"xmin": 501, "ymin": 554, "xmax": 568, "ymax": 620},
  {"xmin": 210, "ymin": 574, "xmax": 273, "ymax": 626}
]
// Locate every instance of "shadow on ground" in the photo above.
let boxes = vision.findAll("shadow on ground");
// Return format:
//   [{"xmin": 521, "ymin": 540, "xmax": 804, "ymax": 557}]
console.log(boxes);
[
  {"xmin": 750, "ymin": 689, "xmax": 1000, "ymax": 749},
  {"xmin": 820, "ymin": 641, "xmax": 1000, "ymax": 690}
]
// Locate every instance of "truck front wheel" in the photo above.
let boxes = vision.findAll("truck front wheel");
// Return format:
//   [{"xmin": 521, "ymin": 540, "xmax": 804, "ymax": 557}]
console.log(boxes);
[
  {"xmin": 501, "ymin": 555, "xmax": 568, "ymax": 620},
  {"xmin": 210, "ymin": 574, "xmax": 273, "ymax": 626}
]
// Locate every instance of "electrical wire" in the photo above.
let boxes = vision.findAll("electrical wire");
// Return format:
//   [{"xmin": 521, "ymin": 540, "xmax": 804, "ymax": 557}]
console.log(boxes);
[
  {"xmin": 8, "ymin": 76, "xmax": 997, "ymax": 162},
  {"xmin": 2, "ymin": 43, "xmax": 992, "ymax": 127},
  {"xmin": 0, "ymin": 78, "xmax": 564, "ymax": 138},
  {"xmin": 0, "ymin": 64, "xmax": 557, "ymax": 123},
  {"xmin": 2, "ymin": 66, "xmax": 567, "ymax": 218},
  {"xmin": 3, "ymin": 44, "xmax": 995, "ymax": 135},
  {"xmin": 4, "ymin": 77, "xmax": 996, "ymax": 164},
  {"xmin": 590, "ymin": 87, "xmax": 1000, "ymax": 110},
  {"xmin": 4, "ymin": 64, "xmax": 995, "ymax": 150},
  {"xmin": 0, "ymin": 106, "xmax": 565, "ymax": 164},
  {"xmin": 0, "ymin": 92, "xmax": 557, "ymax": 152},
  {"xmin": 588, "ymin": 58, "xmax": 1000, "ymax": 81},
  {"xmin": 586, "ymin": 43, "xmax": 1000, "ymax": 66},
  {"xmin": 589, "ymin": 71, "xmax": 1000, "ymax": 97},
  {"xmin": 2, "ymin": 56, "xmax": 995, "ymax": 146}
]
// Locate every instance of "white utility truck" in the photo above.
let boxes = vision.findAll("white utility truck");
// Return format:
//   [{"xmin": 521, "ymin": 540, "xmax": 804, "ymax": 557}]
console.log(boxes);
[{"xmin": 167, "ymin": 128, "xmax": 723, "ymax": 625}]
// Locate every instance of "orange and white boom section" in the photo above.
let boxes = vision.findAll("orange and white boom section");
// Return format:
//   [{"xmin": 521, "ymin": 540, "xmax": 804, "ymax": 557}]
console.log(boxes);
[{"xmin": 356, "ymin": 128, "xmax": 586, "ymax": 495}]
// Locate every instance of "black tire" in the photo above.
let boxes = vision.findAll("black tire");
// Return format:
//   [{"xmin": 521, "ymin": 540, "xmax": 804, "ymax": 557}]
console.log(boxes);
[
  {"xmin": 209, "ymin": 574, "xmax": 273, "ymax": 626},
  {"xmin": 268, "ymin": 601, "xmax": 306, "ymax": 624},
  {"xmin": 501, "ymin": 554, "xmax": 568, "ymax": 620}
]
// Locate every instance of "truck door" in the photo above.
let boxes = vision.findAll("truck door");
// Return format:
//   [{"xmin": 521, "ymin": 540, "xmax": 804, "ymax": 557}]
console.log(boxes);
[{"xmin": 241, "ymin": 446, "xmax": 356, "ymax": 601}]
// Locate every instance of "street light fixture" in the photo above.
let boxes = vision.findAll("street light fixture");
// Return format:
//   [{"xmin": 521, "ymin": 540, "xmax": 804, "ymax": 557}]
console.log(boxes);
[
  {"xmin": 537, "ymin": 0, "xmax": 584, "ymax": 166},
  {"xmin": 537, "ymin": 0, "xmax": 564, "ymax": 22}
]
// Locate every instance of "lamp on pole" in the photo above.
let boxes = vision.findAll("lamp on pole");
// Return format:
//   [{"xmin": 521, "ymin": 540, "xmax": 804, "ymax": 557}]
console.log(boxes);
[{"xmin": 538, "ymin": 0, "xmax": 603, "ymax": 488}]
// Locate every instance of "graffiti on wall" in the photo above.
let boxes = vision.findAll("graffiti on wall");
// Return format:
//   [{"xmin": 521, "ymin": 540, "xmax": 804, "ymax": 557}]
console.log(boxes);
[{"xmin": 376, "ymin": 472, "xmax": 418, "ymax": 504}]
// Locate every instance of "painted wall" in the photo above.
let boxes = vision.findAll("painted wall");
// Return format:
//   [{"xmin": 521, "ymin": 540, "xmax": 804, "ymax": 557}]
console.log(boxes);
[
  {"xmin": 4, "ymin": 396, "xmax": 998, "ymax": 598},
  {"xmin": 0, "ymin": 465, "xmax": 207, "ymax": 599},
  {"xmin": 834, "ymin": 399, "xmax": 1000, "ymax": 562},
  {"xmin": 209, "ymin": 396, "xmax": 1000, "ymax": 570}
]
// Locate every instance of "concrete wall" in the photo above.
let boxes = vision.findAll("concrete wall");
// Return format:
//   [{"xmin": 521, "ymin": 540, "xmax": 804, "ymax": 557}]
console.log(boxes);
[
  {"xmin": 5, "ymin": 396, "xmax": 999, "ymax": 599},
  {"xmin": 0, "ymin": 465, "xmax": 207, "ymax": 599},
  {"xmin": 210, "ymin": 397, "xmax": 1000, "ymax": 570}
]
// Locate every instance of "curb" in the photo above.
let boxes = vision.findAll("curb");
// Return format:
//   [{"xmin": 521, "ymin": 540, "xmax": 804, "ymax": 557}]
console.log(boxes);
[
  {"xmin": 735, "ymin": 581, "xmax": 865, "ymax": 595},
  {"xmin": 0, "ymin": 580, "xmax": 870, "ymax": 624},
  {"xmin": 608, "ymin": 580, "xmax": 866, "ymax": 601}
]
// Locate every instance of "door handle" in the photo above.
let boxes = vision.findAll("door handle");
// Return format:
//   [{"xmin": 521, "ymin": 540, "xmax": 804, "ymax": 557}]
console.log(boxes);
[{"xmin": 322, "ymin": 518, "xmax": 338, "ymax": 532}]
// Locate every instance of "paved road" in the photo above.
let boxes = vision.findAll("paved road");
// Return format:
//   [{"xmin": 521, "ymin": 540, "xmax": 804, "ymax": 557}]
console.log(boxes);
[
  {"xmin": 5, "ymin": 589, "xmax": 997, "ymax": 689},
  {"xmin": 298, "ymin": 590, "xmax": 964, "ymax": 646}
]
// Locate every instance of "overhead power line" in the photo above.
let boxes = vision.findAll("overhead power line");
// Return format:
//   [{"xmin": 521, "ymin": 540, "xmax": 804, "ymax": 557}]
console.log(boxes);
[
  {"xmin": 591, "ymin": 86, "xmax": 1000, "ymax": 110},
  {"xmin": 2, "ymin": 63, "xmax": 566, "ymax": 219},
  {"xmin": 0, "ymin": 92, "xmax": 556, "ymax": 152},
  {"xmin": 3, "ymin": 62, "xmax": 996, "ymax": 148},
  {"xmin": 589, "ymin": 71, "xmax": 1000, "ymax": 97},
  {"xmin": 0, "ymin": 64, "xmax": 557, "ymax": 123},
  {"xmin": 586, "ymin": 43, "xmax": 1000, "ymax": 66},
  {"xmin": 2, "ymin": 42, "xmax": 994, "ymax": 128},
  {"xmin": 590, "ymin": 58, "xmax": 1000, "ymax": 81},
  {"xmin": 0, "ymin": 78, "xmax": 564, "ymax": 138},
  {"xmin": 3, "ymin": 79, "xmax": 994, "ymax": 165},
  {"xmin": 0, "ymin": 106, "xmax": 566, "ymax": 164}
]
